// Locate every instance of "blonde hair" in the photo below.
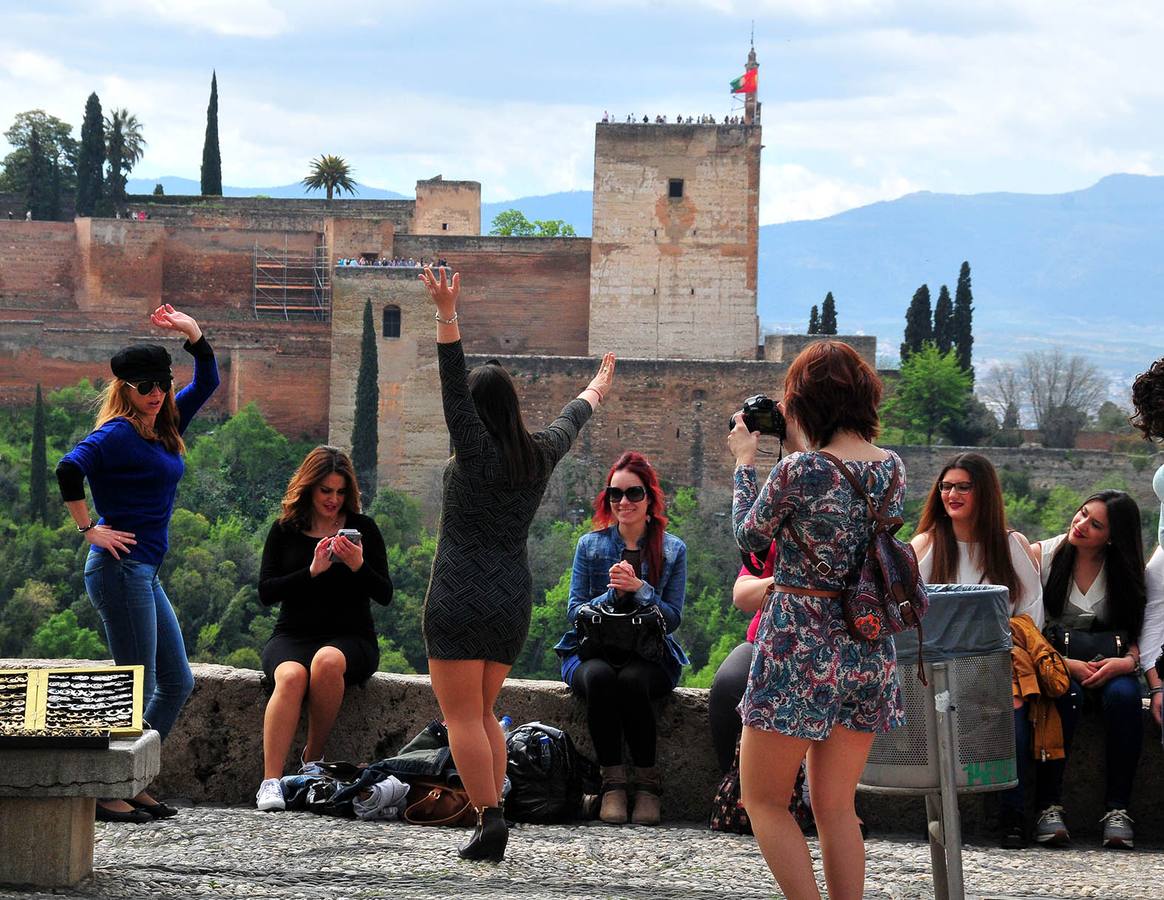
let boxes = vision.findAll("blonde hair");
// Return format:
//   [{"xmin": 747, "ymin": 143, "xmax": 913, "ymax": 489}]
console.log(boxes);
[
  {"xmin": 94, "ymin": 379, "xmax": 186, "ymax": 454},
  {"xmin": 277, "ymin": 446, "xmax": 362, "ymax": 530}
]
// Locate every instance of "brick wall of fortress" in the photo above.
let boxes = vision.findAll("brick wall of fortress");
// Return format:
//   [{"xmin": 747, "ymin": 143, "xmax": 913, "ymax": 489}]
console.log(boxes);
[{"xmin": 129, "ymin": 195, "xmax": 417, "ymax": 234}]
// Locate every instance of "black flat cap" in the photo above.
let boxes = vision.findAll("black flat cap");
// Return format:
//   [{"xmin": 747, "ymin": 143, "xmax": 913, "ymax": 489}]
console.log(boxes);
[{"xmin": 110, "ymin": 344, "xmax": 173, "ymax": 382}]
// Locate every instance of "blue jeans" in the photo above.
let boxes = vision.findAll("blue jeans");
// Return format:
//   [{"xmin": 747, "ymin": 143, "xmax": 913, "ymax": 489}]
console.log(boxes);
[
  {"xmin": 84, "ymin": 551, "xmax": 194, "ymax": 740},
  {"xmin": 1005, "ymin": 675, "xmax": 1143, "ymax": 814}
]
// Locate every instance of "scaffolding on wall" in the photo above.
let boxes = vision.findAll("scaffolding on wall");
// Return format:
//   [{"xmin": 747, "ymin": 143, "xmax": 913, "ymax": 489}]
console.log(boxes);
[{"xmin": 252, "ymin": 235, "xmax": 330, "ymax": 321}]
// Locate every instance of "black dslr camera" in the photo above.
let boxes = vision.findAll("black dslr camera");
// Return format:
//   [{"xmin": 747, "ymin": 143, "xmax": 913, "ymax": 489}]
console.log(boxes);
[{"xmin": 729, "ymin": 394, "xmax": 787, "ymax": 440}]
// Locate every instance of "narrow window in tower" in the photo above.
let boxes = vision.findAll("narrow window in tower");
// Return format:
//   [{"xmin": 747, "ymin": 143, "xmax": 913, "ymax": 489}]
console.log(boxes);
[
  {"xmin": 668, "ymin": 178, "xmax": 684, "ymax": 199},
  {"xmin": 442, "ymin": 223, "xmax": 449, "ymax": 231},
  {"xmin": 382, "ymin": 305, "xmax": 401, "ymax": 339}
]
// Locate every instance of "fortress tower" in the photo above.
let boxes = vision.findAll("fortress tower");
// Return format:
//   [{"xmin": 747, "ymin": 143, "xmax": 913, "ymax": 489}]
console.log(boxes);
[{"xmin": 588, "ymin": 56, "xmax": 762, "ymax": 361}]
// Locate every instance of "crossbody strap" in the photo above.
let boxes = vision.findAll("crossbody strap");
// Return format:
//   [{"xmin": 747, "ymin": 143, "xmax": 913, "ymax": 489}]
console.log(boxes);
[{"xmin": 819, "ymin": 451, "xmax": 902, "ymax": 531}]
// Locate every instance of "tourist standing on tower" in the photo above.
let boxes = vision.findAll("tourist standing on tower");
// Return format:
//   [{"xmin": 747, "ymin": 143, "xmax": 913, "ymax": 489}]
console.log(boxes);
[
  {"xmin": 418, "ymin": 266, "xmax": 615, "ymax": 863},
  {"xmin": 56, "ymin": 304, "xmax": 219, "ymax": 824},
  {"xmin": 729, "ymin": 340, "xmax": 904, "ymax": 900}
]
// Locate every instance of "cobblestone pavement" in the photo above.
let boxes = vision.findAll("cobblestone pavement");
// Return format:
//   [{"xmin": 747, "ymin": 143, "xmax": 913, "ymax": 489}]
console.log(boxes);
[{"xmin": 4, "ymin": 807, "xmax": 1161, "ymax": 900}]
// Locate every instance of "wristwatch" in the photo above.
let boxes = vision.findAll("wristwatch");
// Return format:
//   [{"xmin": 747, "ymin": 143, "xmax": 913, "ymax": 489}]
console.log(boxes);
[{"xmin": 77, "ymin": 521, "xmax": 96, "ymax": 533}]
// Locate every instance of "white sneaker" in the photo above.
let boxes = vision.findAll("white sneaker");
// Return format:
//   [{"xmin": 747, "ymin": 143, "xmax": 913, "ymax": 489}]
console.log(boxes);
[{"xmin": 255, "ymin": 778, "xmax": 285, "ymax": 812}]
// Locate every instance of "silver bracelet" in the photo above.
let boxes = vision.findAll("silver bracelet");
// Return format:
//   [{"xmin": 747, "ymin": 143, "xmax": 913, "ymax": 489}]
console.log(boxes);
[
  {"xmin": 1150, "ymin": 686, "xmax": 1164, "ymax": 696},
  {"xmin": 434, "ymin": 311, "xmax": 459, "ymax": 325}
]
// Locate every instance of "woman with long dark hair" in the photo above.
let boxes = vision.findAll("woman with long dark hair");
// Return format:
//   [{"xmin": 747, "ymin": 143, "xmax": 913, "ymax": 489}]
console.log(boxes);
[
  {"xmin": 1023, "ymin": 491, "xmax": 1146, "ymax": 848},
  {"xmin": 56, "ymin": 304, "xmax": 219, "ymax": 823},
  {"xmin": 554, "ymin": 451, "xmax": 688, "ymax": 826},
  {"xmin": 253, "ymin": 446, "xmax": 393, "ymax": 811},
  {"xmin": 419, "ymin": 267, "xmax": 614, "ymax": 862},
  {"xmin": 730, "ymin": 340, "xmax": 904, "ymax": 900},
  {"xmin": 909, "ymin": 452, "xmax": 1044, "ymax": 625},
  {"xmin": 1131, "ymin": 358, "xmax": 1164, "ymax": 735}
]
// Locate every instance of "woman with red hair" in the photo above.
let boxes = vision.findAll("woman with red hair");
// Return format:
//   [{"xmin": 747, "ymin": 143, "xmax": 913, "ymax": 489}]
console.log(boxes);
[{"xmin": 555, "ymin": 451, "xmax": 688, "ymax": 826}]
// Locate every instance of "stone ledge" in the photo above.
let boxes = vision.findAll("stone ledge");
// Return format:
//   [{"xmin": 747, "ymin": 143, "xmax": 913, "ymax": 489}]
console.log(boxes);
[{"xmin": 0, "ymin": 733, "xmax": 160, "ymax": 799}]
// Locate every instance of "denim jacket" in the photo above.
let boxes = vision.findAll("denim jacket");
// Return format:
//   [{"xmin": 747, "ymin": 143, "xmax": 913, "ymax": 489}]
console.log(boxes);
[{"xmin": 554, "ymin": 525, "xmax": 689, "ymax": 688}]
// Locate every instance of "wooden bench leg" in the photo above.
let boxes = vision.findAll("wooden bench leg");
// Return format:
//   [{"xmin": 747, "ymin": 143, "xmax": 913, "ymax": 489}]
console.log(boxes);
[{"xmin": 0, "ymin": 797, "xmax": 95, "ymax": 887}]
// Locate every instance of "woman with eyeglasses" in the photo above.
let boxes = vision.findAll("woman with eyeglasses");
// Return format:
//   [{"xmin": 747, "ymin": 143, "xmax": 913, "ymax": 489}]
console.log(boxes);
[
  {"xmin": 56, "ymin": 304, "xmax": 219, "ymax": 824},
  {"xmin": 1020, "ymin": 490, "xmax": 1145, "ymax": 850},
  {"xmin": 554, "ymin": 451, "xmax": 688, "ymax": 826},
  {"xmin": 418, "ymin": 267, "xmax": 614, "ymax": 862},
  {"xmin": 253, "ymin": 446, "xmax": 393, "ymax": 812},
  {"xmin": 909, "ymin": 451, "xmax": 1044, "ymax": 848}
]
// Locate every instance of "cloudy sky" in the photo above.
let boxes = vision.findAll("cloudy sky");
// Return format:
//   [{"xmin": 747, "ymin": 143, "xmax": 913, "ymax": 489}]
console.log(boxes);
[{"xmin": 2, "ymin": 0, "xmax": 1161, "ymax": 223}]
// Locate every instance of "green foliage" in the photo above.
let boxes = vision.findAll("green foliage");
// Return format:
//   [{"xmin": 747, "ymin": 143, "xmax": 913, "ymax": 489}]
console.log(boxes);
[
  {"xmin": 30, "ymin": 609, "xmax": 106, "ymax": 659},
  {"xmin": 532, "ymin": 219, "xmax": 577, "ymax": 237},
  {"xmin": 490, "ymin": 209, "xmax": 535, "ymax": 236},
  {"xmin": 820, "ymin": 292, "xmax": 837, "ymax": 335},
  {"xmin": 882, "ymin": 344, "xmax": 971, "ymax": 445},
  {"xmin": 223, "ymin": 647, "xmax": 261, "ymax": 670},
  {"xmin": 1039, "ymin": 485, "xmax": 1084, "ymax": 535},
  {"xmin": 0, "ymin": 110, "xmax": 77, "ymax": 207},
  {"xmin": 953, "ymin": 261, "xmax": 974, "ymax": 381},
  {"xmin": 23, "ymin": 126, "xmax": 55, "ymax": 220},
  {"xmin": 807, "ymin": 305, "xmax": 819, "ymax": 335},
  {"xmin": 943, "ymin": 394, "xmax": 998, "ymax": 447},
  {"xmin": 933, "ymin": 285, "xmax": 954, "ymax": 355},
  {"xmin": 76, "ymin": 93, "xmax": 105, "ymax": 217},
  {"xmin": 352, "ymin": 300, "xmax": 379, "ymax": 501},
  {"xmin": 302, "ymin": 154, "xmax": 357, "ymax": 200},
  {"xmin": 201, "ymin": 71, "xmax": 222, "ymax": 196},
  {"xmin": 366, "ymin": 488, "xmax": 424, "ymax": 550},
  {"xmin": 900, "ymin": 284, "xmax": 932, "ymax": 361},
  {"xmin": 30, "ymin": 384, "xmax": 48, "ymax": 522},
  {"xmin": 153, "ymin": 183, "xmax": 165, "ymax": 196},
  {"xmin": 1093, "ymin": 401, "xmax": 1132, "ymax": 434},
  {"xmin": 0, "ymin": 580, "xmax": 57, "ymax": 655},
  {"xmin": 377, "ymin": 636, "xmax": 416, "ymax": 674}
]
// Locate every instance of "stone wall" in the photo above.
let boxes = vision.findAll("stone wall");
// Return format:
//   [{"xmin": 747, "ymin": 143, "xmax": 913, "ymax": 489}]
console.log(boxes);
[
  {"xmin": 764, "ymin": 333, "xmax": 878, "ymax": 369},
  {"xmin": 892, "ymin": 444, "xmax": 1164, "ymax": 516},
  {"xmin": 5, "ymin": 662, "xmax": 1143, "ymax": 835},
  {"xmin": 0, "ymin": 221, "xmax": 76, "ymax": 306},
  {"xmin": 130, "ymin": 196, "xmax": 417, "ymax": 234},
  {"xmin": 589, "ymin": 123, "xmax": 761, "ymax": 361},
  {"xmin": 412, "ymin": 178, "xmax": 481, "ymax": 236}
]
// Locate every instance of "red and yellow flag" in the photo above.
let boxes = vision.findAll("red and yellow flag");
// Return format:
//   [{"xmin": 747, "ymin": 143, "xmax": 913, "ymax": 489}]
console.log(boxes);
[{"xmin": 730, "ymin": 67, "xmax": 758, "ymax": 94}]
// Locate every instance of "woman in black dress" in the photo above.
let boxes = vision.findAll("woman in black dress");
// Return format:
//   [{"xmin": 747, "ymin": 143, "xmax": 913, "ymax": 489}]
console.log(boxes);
[
  {"xmin": 418, "ymin": 266, "xmax": 615, "ymax": 861},
  {"xmin": 254, "ymin": 446, "xmax": 392, "ymax": 811}
]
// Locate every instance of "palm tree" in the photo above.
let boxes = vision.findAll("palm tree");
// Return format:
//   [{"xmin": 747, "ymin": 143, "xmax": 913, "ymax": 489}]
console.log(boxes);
[
  {"xmin": 103, "ymin": 109, "xmax": 147, "ymax": 212},
  {"xmin": 302, "ymin": 154, "xmax": 357, "ymax": 200}
]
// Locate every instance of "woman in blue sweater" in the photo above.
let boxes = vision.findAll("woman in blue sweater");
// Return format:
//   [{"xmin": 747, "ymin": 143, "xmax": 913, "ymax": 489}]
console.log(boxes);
[{"xmin": 56, "ymin": 304, "xmax": 219, "ymax": 824}]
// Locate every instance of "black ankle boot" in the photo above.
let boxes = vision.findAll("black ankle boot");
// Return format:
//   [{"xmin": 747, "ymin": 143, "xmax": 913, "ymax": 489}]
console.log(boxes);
[{"xmin": 458, "ymin": 805, "xmax": 508, "ymax": 862}]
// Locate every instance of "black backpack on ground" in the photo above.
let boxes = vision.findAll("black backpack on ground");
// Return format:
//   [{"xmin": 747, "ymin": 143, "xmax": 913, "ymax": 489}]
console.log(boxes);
[{"xmin": 504, "ymin": 721, "xmax": 598, "ymax": 823}]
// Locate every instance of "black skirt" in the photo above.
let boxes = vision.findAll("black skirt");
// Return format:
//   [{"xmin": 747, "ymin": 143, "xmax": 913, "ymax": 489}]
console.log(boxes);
[{"xmin": 261, "ymin": 632, "xmax": 379, "ymax": 687}]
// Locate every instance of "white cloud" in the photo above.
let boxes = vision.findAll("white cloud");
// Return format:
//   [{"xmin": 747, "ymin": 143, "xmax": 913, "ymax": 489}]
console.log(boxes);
[
  {"xmin": 95, "ymin": 0, "xmax": 290, "ymax": 38},
  {"xmin": 761, "ymin": 162, "xmax": 917, "ymax": 223}
]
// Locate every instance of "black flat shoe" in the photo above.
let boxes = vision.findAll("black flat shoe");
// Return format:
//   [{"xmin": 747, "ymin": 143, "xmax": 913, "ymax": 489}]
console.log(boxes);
[
  {"xmin": 459, "ymin": 806, "xmax": 508, "ymax": 862},
  {"xmin": 96, "ymin": 803, "xmax": 152, "ymax": 824},
  {"xmin": 130, "ymin": 799, "xmax": 179, "ymax": 819}
]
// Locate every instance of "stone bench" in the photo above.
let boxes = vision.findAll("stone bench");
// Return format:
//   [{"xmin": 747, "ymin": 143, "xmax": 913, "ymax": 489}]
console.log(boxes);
[{"xmin": 0, "ymin": 732, "xmax": 160, "ymax": 887}]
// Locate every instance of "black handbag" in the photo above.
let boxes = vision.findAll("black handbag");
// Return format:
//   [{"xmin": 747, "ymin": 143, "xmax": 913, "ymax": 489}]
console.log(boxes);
[
  {"xmin": 574, "ymin": 603, "xmax": 668, "ymax": 666},
  {"xmin": 1042, "ymin": 622, "xmax": 1129, "ymax": 662}
]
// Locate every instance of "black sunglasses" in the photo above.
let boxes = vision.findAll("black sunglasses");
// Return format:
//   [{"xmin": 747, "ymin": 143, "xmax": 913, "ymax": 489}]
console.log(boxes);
[
  {"xmin": 132, "ymin": 378, "xmax": 172, "ymax": 396},
  {"xmin": 606, "ymin": 485, "xmax": 647, "ymax": 504}
]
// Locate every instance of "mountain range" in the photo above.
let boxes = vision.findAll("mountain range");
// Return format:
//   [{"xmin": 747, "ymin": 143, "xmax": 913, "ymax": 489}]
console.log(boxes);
[{"xmin": 128, "ymin": 174, "xmax": 1163, "ymax": 385}]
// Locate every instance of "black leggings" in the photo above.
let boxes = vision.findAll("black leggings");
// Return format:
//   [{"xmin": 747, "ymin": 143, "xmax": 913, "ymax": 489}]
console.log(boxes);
[
  {"xmin": 708, "ymin": 641, "xmax": 753, "ymax": 773},
  {"xmin": 571, "ymin": 657, "xmax": 673, "ymax": 767}
]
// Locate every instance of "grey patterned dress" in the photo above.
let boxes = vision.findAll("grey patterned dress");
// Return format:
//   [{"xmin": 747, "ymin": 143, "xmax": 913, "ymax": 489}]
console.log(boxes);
[{"xmin": 423, "ymin": 340, "xmax": 594, "ymax": 663}]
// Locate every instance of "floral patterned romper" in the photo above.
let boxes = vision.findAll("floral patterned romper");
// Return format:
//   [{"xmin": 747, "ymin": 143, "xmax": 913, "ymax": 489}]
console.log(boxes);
[{"xmin": 732, "ymin": 450, "xmax": 906, "ymax": 739}]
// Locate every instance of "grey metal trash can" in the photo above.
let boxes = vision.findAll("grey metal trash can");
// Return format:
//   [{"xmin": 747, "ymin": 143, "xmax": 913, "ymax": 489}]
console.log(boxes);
[
  {"xmin": 858, "ymin": 583, "xmax": 1015, "ymax": 900},
  {"xmin": 861, "ymin": 583, "xmax": 1016, "ymax": 794}
]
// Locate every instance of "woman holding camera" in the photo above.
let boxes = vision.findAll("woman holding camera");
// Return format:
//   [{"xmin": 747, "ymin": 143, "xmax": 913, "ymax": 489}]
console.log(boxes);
[
  {"xmin": 554, "ymin": 451, "xmax": 688, "ymax": 826},
  {"xmin": 419, "ymin": 267, "xmax": 614, "ymax": 862},
  {"xmin": 254, "ymin": 446, "xmax": 392, "ymax": 812},
  {"xmin": 57, "ymin": 304, "xmax": 219, "ymax": 823},
  {"xmin": 730, "ymin": 340, "xmax": 904, "ymax": 900},
  {"xmin": 1023, "ymin": 490, "xmax": 1145, "ymax": 848}
]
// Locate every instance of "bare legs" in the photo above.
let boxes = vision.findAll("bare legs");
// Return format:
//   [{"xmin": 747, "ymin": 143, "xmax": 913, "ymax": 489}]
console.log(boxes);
[
  {"xmin": 740, "ymin": 724, "xmax": 875, "ymax": 900},
  {"xmin": 428, "ymin": 658, "xmax": 511, "ymax": 807},
  {"xmin": 261, "ymin": 648, "xmax": 347, "ymax": 780},
  {"xmin": 806, "ymin": 726, "xmax": 876, "ymax": 900}
]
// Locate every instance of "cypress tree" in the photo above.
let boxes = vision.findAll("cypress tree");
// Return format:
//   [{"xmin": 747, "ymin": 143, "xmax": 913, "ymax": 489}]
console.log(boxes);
[
  {"xmin": 30, "ymin": 384, "xmax": 48, "ymax": 523},
  {"xmin": 807, "ymin": 305, "xmax": 820, "ymax": 335},
  {"xmin": 900, "ymin": 284, "xmax": 933, "ymax": 361},
  {"xmin": 820, "ymin": 291, "xmax": 837, "ymax": 335},
  {"xmin": 201, "ymin": 71, "xmax": 222, "ymax": 196},
  {"xmin": 953, "ymin": 261, "xmax": 975, "ymax": 382},
  {"xmin": 351, "ymin": 299, "xmax": 379, "ymax": 501},
  {"xmin": 76, "ymin": 93, "xmax": 105, "ymax": 216},
  {"xmin": 23, "ymin": 126, "xmax": 53, "ymax": 220},
  {"xmin": 933, "ymin": 284, "xmax": 954, "ymax": 354}
]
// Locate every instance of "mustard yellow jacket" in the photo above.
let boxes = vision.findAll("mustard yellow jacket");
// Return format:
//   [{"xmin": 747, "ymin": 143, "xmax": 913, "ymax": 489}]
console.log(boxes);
[{"xmin": 1010, "ymin": 614, "xmax": 1071, "ymax": 761}]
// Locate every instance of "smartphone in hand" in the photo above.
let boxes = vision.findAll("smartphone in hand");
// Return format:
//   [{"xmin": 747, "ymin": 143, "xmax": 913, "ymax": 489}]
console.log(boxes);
[{"xmin": 330, "ymin": 528, "xmax": 362, "ymax": 562}]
